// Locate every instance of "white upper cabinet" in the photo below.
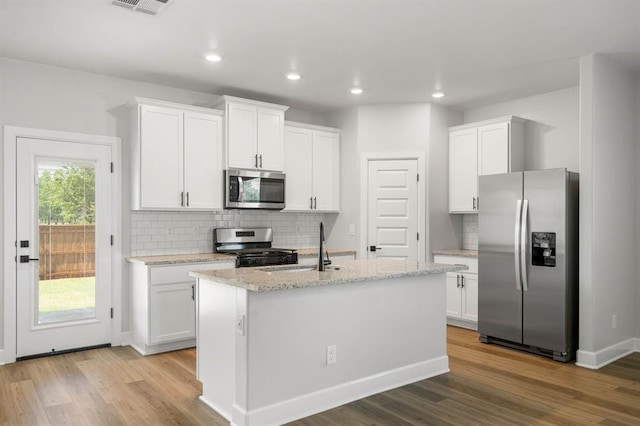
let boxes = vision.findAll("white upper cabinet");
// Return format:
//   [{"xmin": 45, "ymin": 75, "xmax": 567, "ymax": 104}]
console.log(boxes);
[
  {"xmin": 130, "ymin": 98, "xmax": 223, "ymax": 211},
  {"xmin": 284, "ymin": 122, "xmax": 340, "ymax": 212},
  {"xmin": 449, "ymin": 128, "xmax": 478, "ymax": 213},
  {"xmin": 212, "ymin": 96, "xmax": 289, "ymax": 171},
  {"xmin": 449, "ymin": 116, "xmax": 525, "ymax": 213}
]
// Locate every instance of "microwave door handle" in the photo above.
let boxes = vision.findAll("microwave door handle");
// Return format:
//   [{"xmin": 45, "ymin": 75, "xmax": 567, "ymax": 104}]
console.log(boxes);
[
  {"xmin": 514, "ymin": 200, "xmax": 522, "ymax": 291},
  {"xmin": 520, "ymin": 200, "xmax": 529, "ymax": 292},
  {"xmin": 238, "ymin": 177, "xmax": 244, "ymax": 202}
]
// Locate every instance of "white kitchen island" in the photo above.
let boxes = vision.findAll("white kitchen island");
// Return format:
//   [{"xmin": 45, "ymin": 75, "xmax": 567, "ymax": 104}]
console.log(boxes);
[{"xmin": 190, "ymin": 259, "xmax": 465, "ymax": 426}]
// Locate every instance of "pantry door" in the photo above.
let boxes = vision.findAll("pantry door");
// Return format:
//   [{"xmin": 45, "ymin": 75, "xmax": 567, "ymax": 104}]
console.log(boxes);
[
  {"xmin": 15, "ymin": 137, "xmax": 113, "ymax": 359},
  {"xmin": 366, "ymin": 159, "xmax": 420, "ymax": 261}
]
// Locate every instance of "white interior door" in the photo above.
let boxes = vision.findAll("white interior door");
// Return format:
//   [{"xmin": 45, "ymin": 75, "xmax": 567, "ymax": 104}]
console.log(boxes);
[
  {"xmin": 16, "ymin": 137, "xmax": 112, "ymax": 359},
  {"xmin": 367, "ymin": 159, "xmax": 418, "ymax": 260}
]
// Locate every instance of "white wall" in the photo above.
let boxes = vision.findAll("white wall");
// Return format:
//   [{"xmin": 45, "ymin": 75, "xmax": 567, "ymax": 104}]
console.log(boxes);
[
  {"xmin": 464, "ymin": 86, "xmax": 580, "ymax": 173},
  {"xmin": 637, "ymin": 80, "xmax": 640, "ymax": 340},
  {"xmin": 325, "ymin": 107, "xmax": 359, "ymax": 253},
  {"xmin": 326, "ymin": 103, "xmax": 462, "ymax": 259},
  {"xmin": 578, "ymin": 55, "xmax": 637, "ymax": 365},
  {"xmin": 0, "ymin": 58, "xmax": 329, "ymax": 352},
  {"xmin": 428, "ymin": 104, "xmax": 463, "ymax": 255}
]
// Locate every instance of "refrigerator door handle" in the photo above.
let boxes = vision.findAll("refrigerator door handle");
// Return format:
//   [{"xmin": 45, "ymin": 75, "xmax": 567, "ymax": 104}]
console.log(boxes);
[
  {"xmin": 520, "ymin": 199, "xmax": 529, "ymax": 292},
  {"xmin": 514, "ymin": 200, "xmax": 523, "ymax": 291}
]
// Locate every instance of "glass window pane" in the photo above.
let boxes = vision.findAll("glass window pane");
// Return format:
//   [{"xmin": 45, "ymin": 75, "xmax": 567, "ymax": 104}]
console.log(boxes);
[{"xmin": 37, "ymin": 160, "xmax": 96, "ymax": 324}]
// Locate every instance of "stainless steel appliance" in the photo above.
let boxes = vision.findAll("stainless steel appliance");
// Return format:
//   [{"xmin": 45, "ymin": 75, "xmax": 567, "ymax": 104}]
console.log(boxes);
[
  {"xmin": 213, "ymin": 227, "xmax": 298, "ymax": 268},
  {"xmin": 225, "ymin": 169, "xmax": 286, "ymax": 210},
  {"xmin": 478, "ymin": 168, "xmax": 578, "ymax": 362}
]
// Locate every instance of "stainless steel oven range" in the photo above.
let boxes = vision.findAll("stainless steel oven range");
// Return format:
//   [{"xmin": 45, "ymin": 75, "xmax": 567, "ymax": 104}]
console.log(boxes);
[{"xmin": 213, "ymin": 227, "xmax": 298, "ymax": 268}]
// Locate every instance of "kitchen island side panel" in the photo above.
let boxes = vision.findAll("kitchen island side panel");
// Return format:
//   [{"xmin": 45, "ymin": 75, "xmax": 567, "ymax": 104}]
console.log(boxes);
[
  {"xmin": 197, "ymin": 279, "xmax": 237, "ymax": 421},
  {"xmin": 241, "ymin": 274, "xmax": 447, "ymax": 421}
]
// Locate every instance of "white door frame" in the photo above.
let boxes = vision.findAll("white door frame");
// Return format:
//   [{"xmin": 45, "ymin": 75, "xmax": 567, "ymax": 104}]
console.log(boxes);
[
  {"xmin": 3, "ymin": 126, "xmax": 122, "ymax": 364},
  {"xmin": 359, "ymin": 152, "xmax": 427, "ymax": 262}
]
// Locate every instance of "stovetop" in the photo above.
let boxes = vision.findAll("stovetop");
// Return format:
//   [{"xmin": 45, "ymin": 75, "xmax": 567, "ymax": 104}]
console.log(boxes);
[{"xmin": 213, "ymin": 227, "xmax": 298, "ymax": 267}]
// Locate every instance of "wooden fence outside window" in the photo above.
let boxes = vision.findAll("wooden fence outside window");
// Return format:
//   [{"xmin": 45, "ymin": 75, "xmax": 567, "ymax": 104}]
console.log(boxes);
[{"xmin": 38, "ymin": 224, "xmax": 95, "ymax": 280}]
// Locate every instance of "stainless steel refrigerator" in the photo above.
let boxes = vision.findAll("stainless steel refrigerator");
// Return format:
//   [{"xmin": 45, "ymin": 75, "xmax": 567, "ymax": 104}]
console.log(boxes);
[{"xmin": 478, "ymin": 168, "xmax": 578, "ymax": 362}]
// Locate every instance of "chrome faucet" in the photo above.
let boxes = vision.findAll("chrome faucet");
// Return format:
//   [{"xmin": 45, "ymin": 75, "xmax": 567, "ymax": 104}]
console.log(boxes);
[{"xmin": 317, "ymin": 222, "xmax": 331, "ymax": 271}]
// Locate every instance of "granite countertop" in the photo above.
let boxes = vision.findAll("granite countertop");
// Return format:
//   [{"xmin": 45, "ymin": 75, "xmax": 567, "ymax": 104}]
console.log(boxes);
[
  {"xmin": 432, "ymin": 249, "xmax": 478, "ymax": 258},
  {"xmin": 127, "ymin": 248, "xmax": 356, "ymax": 266},
  {"xmin": 190, "ymin": 259, "xmax": 467, "ymax": 292},
  {"xmin": 127, "ymin": 252, "xmax": 235, "ymax": 265}
]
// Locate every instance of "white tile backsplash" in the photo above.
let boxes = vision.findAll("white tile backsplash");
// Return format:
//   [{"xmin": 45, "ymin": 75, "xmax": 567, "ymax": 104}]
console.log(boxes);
[
  {"xmin": 462, "ymin": 214, "xmax": 478, "ymax": 250},
  {"xmin": 130, "ymin": 210, "xmax": 326, "ymax": 256}
]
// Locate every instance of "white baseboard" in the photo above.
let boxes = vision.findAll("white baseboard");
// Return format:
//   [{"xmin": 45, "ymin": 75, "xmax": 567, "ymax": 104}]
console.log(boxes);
[
  {"xmin": 0, "ymin": 349, "xmax": 5, "ymax": 365},
  {"xmin": 447, "ymin": 317, "xmax": 478, "ymax": 331},
  {"xmin": 230, "ymin": 356, "xmax": 449, "ymax": 426},
  {"xmin": 128, "ymin": 339, "xmax": 195, "ymax": 356},
  {"xmin": 576, "ymin": 337, "xmax": 640, "ymax": 369},
  {"xmin": 199, "ymin": 395, "xmax": 232, "ymax": 423}
]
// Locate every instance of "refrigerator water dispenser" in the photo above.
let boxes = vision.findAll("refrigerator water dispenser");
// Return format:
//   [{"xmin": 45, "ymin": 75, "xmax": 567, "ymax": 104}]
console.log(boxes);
[{"xmin": 532, "ymin": 232, "xmax": 556, "ymax": 267}]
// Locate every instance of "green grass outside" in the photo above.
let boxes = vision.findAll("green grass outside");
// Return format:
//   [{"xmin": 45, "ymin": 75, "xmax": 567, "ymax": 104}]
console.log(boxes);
[{"xmin": 39, "ymin": 276, "xmax": 96, "ymax": 312}]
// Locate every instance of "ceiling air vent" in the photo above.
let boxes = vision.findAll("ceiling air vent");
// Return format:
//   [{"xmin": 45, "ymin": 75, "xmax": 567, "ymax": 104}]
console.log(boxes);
[{"xmin": 112, "ymin": 0, "xmax": 170, "ymax": 15}]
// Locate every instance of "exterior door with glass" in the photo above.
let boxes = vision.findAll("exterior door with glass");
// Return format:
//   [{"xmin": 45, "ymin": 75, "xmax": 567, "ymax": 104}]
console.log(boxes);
[{"xmin": 16, "ymin": 137, "xmax": 112, "ymax": 358}]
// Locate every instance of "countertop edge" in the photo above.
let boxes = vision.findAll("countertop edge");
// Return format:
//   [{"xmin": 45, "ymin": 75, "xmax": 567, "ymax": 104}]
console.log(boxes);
[
  {"xmin": 190, "ymin": 261, "xmax": 467, "ymax": 292},
  {"xmin": 127, "ymin": 248, "xmax": 357, "ymax": 266},
  {"xmin": 432, "ymin": 249, "xmax": 478, "ymax": 258}
]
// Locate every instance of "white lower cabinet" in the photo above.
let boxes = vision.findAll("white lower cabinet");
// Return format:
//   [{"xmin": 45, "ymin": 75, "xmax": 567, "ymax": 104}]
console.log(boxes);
[
  {"xmin": 130, "ymin": 261, "xmax": 233, "ymax": 355},
  {"xmin": 435, "ymin": 255, "xmax": 478, "ymax": 330}
]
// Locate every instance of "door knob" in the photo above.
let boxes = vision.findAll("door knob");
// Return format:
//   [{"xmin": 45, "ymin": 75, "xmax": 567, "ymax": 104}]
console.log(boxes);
[{"xmin": 369, "ymin": 245, "xmax": 382, "ymax": 252}]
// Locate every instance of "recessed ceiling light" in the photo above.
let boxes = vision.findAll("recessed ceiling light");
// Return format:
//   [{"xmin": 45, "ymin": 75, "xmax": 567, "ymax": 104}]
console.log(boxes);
[
  {"xmin": 432, "ymin": 92, "xmax": 444, "ymax": 98},
  {"xmin": 350, "ymin": 87, "xmax": 363, "ymax": 94},
  {"xmin": 205, "ymin": 54, "xmax": 222, "ymax": 62},
  {"xmin": 286, "ymin": 73, "xmax": 301, "ymax": 81}
]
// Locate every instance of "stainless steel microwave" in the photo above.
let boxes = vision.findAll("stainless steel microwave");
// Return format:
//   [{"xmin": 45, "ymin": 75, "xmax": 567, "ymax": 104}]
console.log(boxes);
[{"xmin": 224, "ymin": 169, "xmax": 286, "ymax": 210}]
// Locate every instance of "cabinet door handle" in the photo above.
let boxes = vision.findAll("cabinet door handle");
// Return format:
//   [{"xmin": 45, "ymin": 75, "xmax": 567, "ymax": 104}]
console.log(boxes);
[
  {"xmin": 456, "ymin": 274, "xmax": 461, "ymax": 288},
  {"xmin": 461, "ymin": 275, "xmax": 465, "ymax": 288},
  {"xmin": 310, "ymin": 197, "xmax": 313, "ymax": 209},
  {"xmin": 186, "ymin": 192, "xmax": 190, "ymax": 207},
  {"xmin": 313, "ymin": 197, "xmax": 317, "ymax": 209},
  {"xmin": 180, "ymin": 191, "xmax": 184, "ymax": 207},
  {"xmin": 254, "ymin": 154, "xmax": 259, "ymax": 168},
  {"xmin": 473, "ymin": 197, "xmax": 476, "ymax": 210},
  {"xmin": 259, "ymin": 154, "xmax": 263, "ymax": 168},
  {"xmin": 191, "ymin": 284, "xmax": 195, "ymax": 301}
]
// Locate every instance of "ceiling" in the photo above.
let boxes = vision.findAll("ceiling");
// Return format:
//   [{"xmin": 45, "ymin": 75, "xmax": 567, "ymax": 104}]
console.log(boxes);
[{"xmin": 1, "ymin": 0, "xmax": 639, "ymax": 113}]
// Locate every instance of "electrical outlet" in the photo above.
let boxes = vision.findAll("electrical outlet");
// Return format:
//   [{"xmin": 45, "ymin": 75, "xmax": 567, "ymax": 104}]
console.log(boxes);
[
  {"xmin": 612, "ymin": 314, "xmax": 617, "ymax": 329},
  {"xmin": 236, "ymin": 315, "xmax": 245, "ymax": 335},
  {"xmin": 327, "ymin": 345, "xmax": 337, "ymax": 365}
]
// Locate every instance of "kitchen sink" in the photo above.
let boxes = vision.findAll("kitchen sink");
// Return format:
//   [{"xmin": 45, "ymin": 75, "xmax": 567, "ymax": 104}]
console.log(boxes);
[{"xmin": 260, "ymin": 264, "xmax": 342, "ymax": 273}]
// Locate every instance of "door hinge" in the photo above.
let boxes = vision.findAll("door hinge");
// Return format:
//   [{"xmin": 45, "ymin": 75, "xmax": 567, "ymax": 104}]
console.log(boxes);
[
  {"xmin": 110, "ymin": 308, "xmax": 114, "ymax": 319},
  {"xmin": 110, "ymin": 162, "xmax": 114, "ymax": 173},
  {"xmin": 110, "ymin": 235, "xmax": 114, "ymax": 246}
]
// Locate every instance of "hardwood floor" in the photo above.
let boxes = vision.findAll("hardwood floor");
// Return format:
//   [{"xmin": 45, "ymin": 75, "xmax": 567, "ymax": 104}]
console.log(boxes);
[{"xmin": 1, "ymin": 326, "xmax": 639, "ymax": 425}]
